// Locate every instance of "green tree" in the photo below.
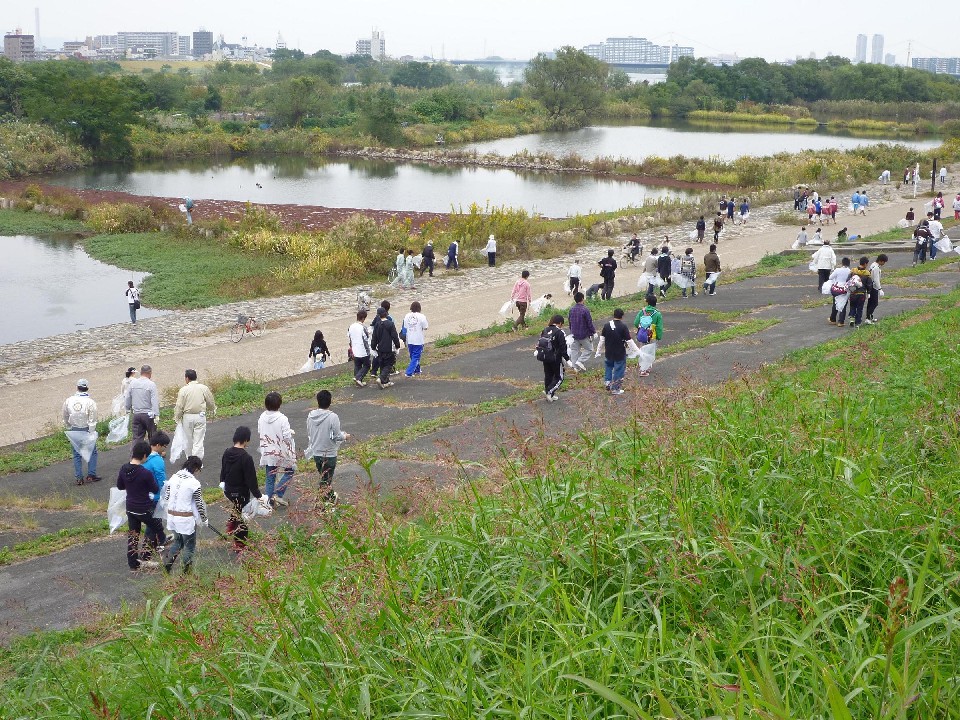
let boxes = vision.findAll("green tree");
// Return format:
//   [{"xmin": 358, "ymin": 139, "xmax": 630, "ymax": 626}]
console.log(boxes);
[
  {"xmin": 390, "ymin": 62, "xmax": 453, "ymax": 89},
  {"xmin": 264, "ymin": 76, "xmax": 332, "ymax": 127},
  {"xmin": 358, "ymin": 87, "xmax": 402, "ymax": 144},
  {"xmin": 524, "ymin": 46, "xmax": 608, "ymax": 127}
]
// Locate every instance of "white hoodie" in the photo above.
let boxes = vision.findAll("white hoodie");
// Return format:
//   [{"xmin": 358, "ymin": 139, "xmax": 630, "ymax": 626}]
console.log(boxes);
[
  {"xmin": 258, "ymin": 410, "xmax": 296, "ymax": 469},
  {"xmin": 811, "ymin": 244, "xmax": 836, "ymax": 270}
]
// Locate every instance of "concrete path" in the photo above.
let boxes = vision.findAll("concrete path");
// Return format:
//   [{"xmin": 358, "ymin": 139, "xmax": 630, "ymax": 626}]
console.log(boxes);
[{"xmin": 1, "ymin": 245, "xmax": 956, "ymax": 643}]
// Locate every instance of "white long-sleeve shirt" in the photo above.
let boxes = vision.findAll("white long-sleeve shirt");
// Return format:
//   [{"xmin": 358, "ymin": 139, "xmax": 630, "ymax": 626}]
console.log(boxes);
[
  {"xmin": 162, "ymin": 469, "xmax": 207, "ymax": 535},
  {"xmin": 868, "ymin": 262, "xmax": 883, "ymax": 291},
  {"xmin": 484, "ymin": 238, "xmax": 497, "ymax": 253},
  {"xmin": 568, "ymin": 263, "xmax": 582, "ymax": 279},
  {"xmin": 347, "ymin": 322, "xmax": 371, "ymax": 358}
]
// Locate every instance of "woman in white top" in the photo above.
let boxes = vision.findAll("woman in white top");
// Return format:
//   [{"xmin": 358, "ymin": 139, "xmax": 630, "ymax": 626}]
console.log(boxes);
[
  {"xmin": 828, "ymin": 257, "xmax": 853, "ymax": 326},
  {"xmin": 484, "ymin": 234, "xmax": 497, "ymax": 267},
  {"xmin": 125, "ymin": 281, "xmax": 140, "ymax": 324},
  {"xmin": 810, "ymin": 240, "xmax": 837, "ymax": 289},
  {"xmin": 402, "ymin": 301, "xmax": 429, "ymax": 378}
]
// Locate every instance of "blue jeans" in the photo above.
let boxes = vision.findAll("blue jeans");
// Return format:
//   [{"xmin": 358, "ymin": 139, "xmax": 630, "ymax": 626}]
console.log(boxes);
[
  {"xmin": 604, "ymin": 358, "xmax": 626, "ymax": 391},
  {"xmin": 265, "ymin": 465, "xmax": 294, "ymax": 499},
  {"xmin": 406, "ymin": 344, "xmax": 423, "ymax": 376},
  {"xmin": 930, "ymin": 241, "xmax": 938, "ymax": 259},
  {"xmin": 129, "ymin": 304, "xmax": 137, "ymax": 324},
  {"xmin": 72, "ymin": 444, "xmax": 97, "ymax": 479},
  {"xmin": 165, "ymin": 530, "xmax": 197, "ymax": 572}
]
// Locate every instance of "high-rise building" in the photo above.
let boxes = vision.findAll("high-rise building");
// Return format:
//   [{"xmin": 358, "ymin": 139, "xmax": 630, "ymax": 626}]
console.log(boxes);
[
  {"xmin": 913, "ymin": 57, "xmax": 960, "ymax": 76},
  {"xmin": 3, "ymin": 31, "xmax": 35, "ymax": 61},
  {"xmin": 884, "ymin": 53, "xmax": 895, "ymax": 66},
  {"xmin": 871, "ymin": 34, "xmax": 884, "ymax": 64},
  {"xmin": 582, "ymin": 36, "xmax": 693, "ymax": 65},
  {"xmin": 276, "ymin": 32, "xmax": 286, "ymax": 50},
  {"xmin": 193, "ymin": 30, "xmax": 213, "ymax": 57},
  {"xmin": 117, "ymin": 31, "xmax": 179, "ymax": 57},
  {"xmin": 855, "ymin": 34, "xmax": 867, "ymax": 63},
  {"xmin": 178, "ymin": 36, "xmax": 191, "ymax": 56},
  {"xmin": 356, "ymin": 30, "xmax": 385, "ymax": 60}
]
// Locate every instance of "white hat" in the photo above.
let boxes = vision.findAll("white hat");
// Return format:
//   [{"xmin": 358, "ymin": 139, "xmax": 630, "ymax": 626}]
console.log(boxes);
[
  {"xmin": 489, "ymin": 234, "xmax": 495, "ymax": 240},
  {"xmin": 77, "ymin": 378, "xmax": 89, "ymax": 390}
]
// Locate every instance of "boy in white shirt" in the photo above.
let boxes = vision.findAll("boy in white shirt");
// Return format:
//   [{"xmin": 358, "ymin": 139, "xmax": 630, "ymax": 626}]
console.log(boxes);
[
  {"xmin": 347, "ymin": 310, "xmax": 372, "ymax": 387},
  {"xmin": 567, "ymin": 260, "xmax": 582, "ymax": 295},
  {"xmin": 162, "ymin": 456, "xmax": 208, "ymax": 575}
]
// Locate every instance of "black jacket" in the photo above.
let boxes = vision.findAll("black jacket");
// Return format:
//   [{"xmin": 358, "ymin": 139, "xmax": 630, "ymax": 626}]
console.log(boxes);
[
  {"xmin": 657, "ymin": 253, "xmax": 672, "ymax": 278},
  {"xmin": 117, "ymin": 463, "xmax": 159, "ymax": 513},
  {"xmin": 220, "ymin": 446, "xmax": 261, "ymax": 501},
  {"xmin": 372, "ymin": 317, "xmax": 401, "ymax": 354},
  {"xmin": 422, "ymin": 244, "xmax": 435, "ymax": 260},
  {"xmin": 540, "ymin": 325, "xmax": 569, "ymax": 364},
  {"xmin": 309, "ymin": 338, "xmax": 330, "ymax": 361},
  {"xmin": 598, "ymin": 256, "xmax": 617, "ymax": 280}
]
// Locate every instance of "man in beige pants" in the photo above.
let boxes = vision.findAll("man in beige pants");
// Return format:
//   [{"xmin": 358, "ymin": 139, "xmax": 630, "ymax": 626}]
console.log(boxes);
[{"xmin": 174, "ymin": 369, "xmax": 217, "ymax": 459}]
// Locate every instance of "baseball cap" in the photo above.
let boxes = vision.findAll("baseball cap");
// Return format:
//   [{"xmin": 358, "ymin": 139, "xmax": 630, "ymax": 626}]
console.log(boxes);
[{"xmin": 77, "ymin": 378, "xmax": 89, "ymax": 390}]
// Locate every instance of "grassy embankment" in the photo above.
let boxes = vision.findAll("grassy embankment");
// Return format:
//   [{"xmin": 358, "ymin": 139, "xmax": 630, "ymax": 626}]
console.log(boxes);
[{"xmin": 2, "ymin": 282, "xmax": 959, "ymax": 717}]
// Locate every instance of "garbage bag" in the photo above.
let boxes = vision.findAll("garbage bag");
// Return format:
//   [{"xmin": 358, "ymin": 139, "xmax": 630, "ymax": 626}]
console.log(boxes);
[
  {"xmin": 110, "ymin": 393, "xmax": 125, "ymax": 418},
  {"xmin": 821, "ymin": 280, "xmax": 833, "ymax": 296},
  {"xmin": 106, "ymin": 414, "xmax": 129, "ymax": 444},
  {"xmin": 169, "ymin": 423, "xmax": 187, "ymax": 464},
  {"xmin": 671, "ymin": 273, "xmax": 694, "ymax": 290},
  {"xmin": 498, "ymin": 299, "xmax": 514, "ymax": 317},
  {"xmin": 65, "ymin": 429, "xmax": 97, "ymax": 463},
  {"xmin": 299, "ymin": 358, "xmax": 314, "ymax": 373},
  {"xmin": 108, "ymin": 488, "xmax": 127, "ymax": 534},
  {"xmin": 936, "ymin": 238, "xmax": 953, "ymax": 254},
  {"xmin": 637, "ymin": 343, "xmax": 657, "ymax": 372},
  {"xmin": 242, "ymin": 497, "xmax": 272, "ymax": 521}
]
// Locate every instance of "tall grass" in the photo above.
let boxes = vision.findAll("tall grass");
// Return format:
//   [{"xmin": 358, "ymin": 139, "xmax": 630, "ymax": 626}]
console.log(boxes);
[{"xmin": 4, "ymin": 292, "xmax": 960, "ymax": 717}]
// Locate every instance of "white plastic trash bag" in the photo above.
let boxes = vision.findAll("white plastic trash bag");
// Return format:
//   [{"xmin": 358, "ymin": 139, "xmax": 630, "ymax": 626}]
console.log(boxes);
[
  {"xmin": 152, "ymin": 488, "xmax": 168, "ymax": 519},
  {"xmin": 299, "ymin": 358, "xmax": 314, "ymax": 373},
  {"xmin": 530, "ymin": 295, "xmax": 553, "ymax": 315},
  {"xmin": 625, "ymin": 339, "xmax": 642, "ymax": 359},
  {"xmin": 178, "ymin": 203, "xmax": 187, "ymax": 212},
  {"xmin": 498, "ymin": 299, "xmax": 514, "ymax": 317},
  {"xmin": 638, "ymin": 272, "xmax": 663, "ymax": 289},
  {"xmin": 671, "ymin": 273, "xmax": 694, "ymax": 290},
  {"xmin": 834, "ymin": 293, "xmax": 849, "ymax": 313},
  {"xmin": 106, "ymin": 414, "xmax": 129, "ymax": 444},
  {"xmin": 242, "ymin": 497, "xmax": 273, "ymax": 521},
  {"xmin": 688, "ymin": 230, "xmax": 698, "ymax": 240},
  {"xmin": 169, "ymin": 423, "xmax": 187, "ymax": 464},
  {"xmin": 821, "ymin": 280, "xmax": 833, "ymax": 296},
  {"xmin": 65, "ymin": 429, "xmax": 97, "ymax": 463},
  {"xmin": 706, "ymin": 272, "xmax": 721, "ymax": 285},
  {"xmin": 897, "ymin": 218, "xmax": 910, "ymax": 229},
  {"xmin": 637, "ymin": 343, "xmax": 656, "ymax": 372},
  {"xmin": 110, "ymin": 393, "xmax": 125, "ymax": 418},
  {"xmin": 108, "ymin": 488, "xmax": 127, "ymax": 534},
  {"xmin": 936, "ymin": 238, "xmax": 954, "ymax": 254},
  {"xmin": 808, "ymin": 260, "xmax": 818, "ymax": 272}
]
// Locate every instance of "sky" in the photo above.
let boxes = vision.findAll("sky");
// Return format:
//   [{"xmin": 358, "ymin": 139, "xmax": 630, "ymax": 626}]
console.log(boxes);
[{"xmin": 1, "ymin": 0, "xmax": 945, "ymax": 64}]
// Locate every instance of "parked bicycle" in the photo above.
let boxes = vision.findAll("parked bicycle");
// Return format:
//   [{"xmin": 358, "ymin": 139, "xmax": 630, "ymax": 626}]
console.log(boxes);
[{"xmin": 230, "ymin": 314, "xmax": 266, "ymax": 342}]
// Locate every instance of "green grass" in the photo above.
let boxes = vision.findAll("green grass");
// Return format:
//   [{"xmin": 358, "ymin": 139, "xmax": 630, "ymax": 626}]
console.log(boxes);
[
  {"xmin": 0, "ymin": 208, "xmax": 87, "ymax": 235},
  {"xmin": 4, "ymin": 292, "xmax": 960, "ymax": 716},
  {"xmin": 0, "ymin": 521, "xmax": 107, "ymax": 567}
]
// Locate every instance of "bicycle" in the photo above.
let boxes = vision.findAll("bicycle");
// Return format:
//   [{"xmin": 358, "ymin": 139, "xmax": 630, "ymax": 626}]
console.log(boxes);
[
  {"xmin": 230, "ymin": 314, "xmax": 267, "ymax": 342},
  {"xmin": 386, "ymin": 268, "xmax": 399, "ymax": 286}
]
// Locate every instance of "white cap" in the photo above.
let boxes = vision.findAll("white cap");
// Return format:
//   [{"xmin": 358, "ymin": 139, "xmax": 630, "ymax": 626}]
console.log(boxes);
[{"xmin": 489, "ymin": 234, "xmax": 495, "ymax": 240}]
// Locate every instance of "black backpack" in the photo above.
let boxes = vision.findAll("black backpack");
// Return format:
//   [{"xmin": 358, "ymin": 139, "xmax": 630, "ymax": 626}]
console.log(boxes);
[{"xmin": 535, "ymin": 330, "xmax": 557, "ymax": 363}]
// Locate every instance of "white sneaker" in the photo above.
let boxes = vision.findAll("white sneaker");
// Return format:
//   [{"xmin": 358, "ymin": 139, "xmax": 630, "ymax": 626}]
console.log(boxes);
[
  {"xmin": 354, "ymin": 378, "xmax": 366, "ymax": 388},
  {"xmin": 138, "ymin": 560, "xmax": 160, "ymax": 569},
  {"xmin": 576, "ymin": 361, "xmax": 587, "ymax": 372},
  {"xmin": 611, "ymin": 389, "xmax": 624, "ymax": 395}
]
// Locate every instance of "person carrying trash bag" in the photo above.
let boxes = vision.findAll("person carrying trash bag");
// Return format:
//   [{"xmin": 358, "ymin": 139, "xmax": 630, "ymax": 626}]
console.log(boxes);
[
  {"xmin": 161, "ymin": 455, "xmax": 208, "ymax": 575},
  {"xmin": 62, "ymin": 378, "xmax": 100, "ymax": 486},
  {"xmin": 220, "ymin": 425, "xmax": 268, "ymax": 554}
]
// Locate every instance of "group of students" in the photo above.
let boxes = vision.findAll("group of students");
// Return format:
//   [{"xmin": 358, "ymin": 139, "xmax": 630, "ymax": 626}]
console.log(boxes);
[
  {"xmin": 344, "ymin": 300, "xmax": 430, "ymax": 388},
  {"xmin": 116, "ymin": 387, "xmax": 351, "ymax": 574},
  {"xmin": 809, "ymin": 241, "xmax": 888, "ymax": 328}
]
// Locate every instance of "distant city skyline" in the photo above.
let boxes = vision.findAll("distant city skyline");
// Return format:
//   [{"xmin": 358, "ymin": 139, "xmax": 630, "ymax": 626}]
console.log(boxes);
[{"xmin": 0, "ymin": 0, "xmax": 948, "ymax": 63}]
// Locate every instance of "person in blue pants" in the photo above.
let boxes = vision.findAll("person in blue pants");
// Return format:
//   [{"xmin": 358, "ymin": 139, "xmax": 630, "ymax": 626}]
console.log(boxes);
[{"xmin": 401, "ymin": 301, "xmax": 429, "ymax": 377}]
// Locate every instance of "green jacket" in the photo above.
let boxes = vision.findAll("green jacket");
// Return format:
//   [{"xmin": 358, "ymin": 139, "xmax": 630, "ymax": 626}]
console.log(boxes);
[{"xmin": 634, "ymin": 305, "xmax": 664, "ymax": 342}]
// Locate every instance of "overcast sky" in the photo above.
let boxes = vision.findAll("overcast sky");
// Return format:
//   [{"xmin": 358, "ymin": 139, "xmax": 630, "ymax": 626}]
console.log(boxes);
[{"xmin": 2, "ymin": 0, "xmax": 944, "ymax": 64}]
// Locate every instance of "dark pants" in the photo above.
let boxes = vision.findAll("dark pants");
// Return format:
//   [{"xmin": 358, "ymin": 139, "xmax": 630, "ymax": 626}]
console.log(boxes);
[
  {"xmin": 378, "ymin": 351, "xmax": 396, "ymax": 384},
  {"xmin": 353, "ymin": 355, "xmax": 371, "ymax": 382},
  {"xmin": 659, "ymin": 275, "xmax": 671, "ymax": 294},
  {"xmin": 487, "ymin": 252, "xmax": 496, "ymax": 267},
  {"xmin": 850, "ymin": 294, "xmax": 866, "ymax": 326},
  {"xmin": 225, "ymin": 494, "xmax": 250, "ymax": 550},
  {"xmin": 866, "ymin": 289, "xmax": 880, "ymax": 319},
  {"xmin": 543, "ymin": 362, "xmax": 564, "ymax": 397},
  {"xmin": 447, "ymin": 255, "xmax": 458, "ymax": 270},
  {"xmin": 126, "ymin": 510, "xmax": 164, "ymax": 569},
  {"xmin": 132, "ymin": 413, "xmax": 156, "ymax": 443},
  {"xmin": 314, "ymin": 456, "xmax": 338, "ymax": 502},
  {"xmin": 568, "ymin": 277, "xmax": 580, "ymax": 294},
  {"xmin": 514, "ymin": 301, "xmax": 528, "ymax": 329},
  {"xmin": 601, "ymin": 279, "xmax": 614, "ymax": 300},
  {"xmin": 420, "ymin": 258, "xmax": 433, "ymax": 276},
  {"xmin": 817, "ymin": 268, "xmax": 830, "ymax": 289},
  {"xmin": 914, "ymin": 242, "xmax": 927, "ymax": 264},
  {"xmin": 830, "ymin": 297, "xmax": 848, "ymax": 325}
]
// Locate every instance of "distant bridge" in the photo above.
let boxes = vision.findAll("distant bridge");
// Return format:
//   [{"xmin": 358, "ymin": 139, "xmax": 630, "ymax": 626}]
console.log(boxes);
[{"xmin": 450, "ymin": 59, "xmax": 672, "ymax": 73}]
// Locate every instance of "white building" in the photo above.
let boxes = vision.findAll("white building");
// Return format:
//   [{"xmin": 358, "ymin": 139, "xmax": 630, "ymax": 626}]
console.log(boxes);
[
  {"xmin": 855, "ymin": 34, "xmax": 867, "ymax": 63},
  {"xmin": 871, "ymin": 34, "xmax": 884, "ymax": 64},
  {"xmin": 117, "ymin": 31, "xmax": 180, "ymax": 57},
  {"xmin": 356, "ymin": 30, "xmax": 385, "ymax": 61},
  {"xmin": 582, "ymin": 36, "xmax": 693, "ymax": 65}
]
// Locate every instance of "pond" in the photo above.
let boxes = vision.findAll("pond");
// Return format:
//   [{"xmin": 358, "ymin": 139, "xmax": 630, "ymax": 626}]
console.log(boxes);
[
  {"xmin": 463, "ymin": 120, "xmax": 941, "ymax": 162},
  {"xmin": 47, "ymin": 156, "xmax": 696, "ymax": 217},
  {"xmin": 0, "ymin": 235, "xmax": 163, "ymax": 345}
]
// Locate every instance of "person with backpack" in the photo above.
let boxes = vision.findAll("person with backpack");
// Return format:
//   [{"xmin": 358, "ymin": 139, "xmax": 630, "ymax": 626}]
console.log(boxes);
[
  {"xmin": 913, "ymin": 220, "xmax": 932, "ymax": 266},
  {"xmin": 847, "ymin": 256, "xmax": 873, "ymax": 328},
  {"xmin": 536, "ymin": 314, "xmax": 569, "ymax": 402},
  {"xmin": 598, "ymin": 308, "xmax": 632, "ymax": 395},
  {"xmin": 125, "ymin": 281, "xmax": 140, "ymax": 324},
  {"xmin": 371, "ymin": 306, "xmax": 402, "ymax": 388},
  {"xmin": 679, "ymin": 247, "xmax": 697, "ymax": 298},
  {"xmin": 634, "ymin": 295, "xmax": 664, "ymax": 378},
  {"xmin": 597, "ymin": 249, "xmax": 618, "ymax": 300},
  {"xmin": 308, "ymin": 330, "xmax": 330, "ymax": 370}
]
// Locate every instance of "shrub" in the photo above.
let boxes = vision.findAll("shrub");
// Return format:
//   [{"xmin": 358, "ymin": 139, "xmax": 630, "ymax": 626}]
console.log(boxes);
[{"xmin": 86, "ymin": 203, "xmax": 157, "ymax": 234}]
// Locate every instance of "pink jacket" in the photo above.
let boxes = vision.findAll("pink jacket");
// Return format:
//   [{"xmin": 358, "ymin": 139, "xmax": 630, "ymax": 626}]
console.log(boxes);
[{"xmin": 510, "ymin": 278, "xmax": 532, "ymax": 303}]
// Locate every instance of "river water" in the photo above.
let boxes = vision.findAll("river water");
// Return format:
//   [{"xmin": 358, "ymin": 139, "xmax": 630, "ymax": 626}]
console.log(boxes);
[{"xmin": 0, "ymin": 235, "xmax": 163, "ymax": 344}]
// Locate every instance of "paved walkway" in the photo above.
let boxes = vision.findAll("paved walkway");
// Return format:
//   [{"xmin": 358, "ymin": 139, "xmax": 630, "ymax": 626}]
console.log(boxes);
[
  {"xmin": 0, "ymin": 178, "xmax": 935, "ymax": 446},
  {"xmin": 1, "ymin": 245, "xmax": 956, "ymax": 642}
]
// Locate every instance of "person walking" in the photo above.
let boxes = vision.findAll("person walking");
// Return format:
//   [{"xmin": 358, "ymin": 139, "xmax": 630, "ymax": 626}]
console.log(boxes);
[
  {"xmin": 567, "ymin": 258, "xmax": 582, "ymax": 295},
  {"xmin": 712, "ymin": 213, "xmax": 724, "ymax": 242},
  {"xmin": 221, "ymin": 425, "xmax": 266, "ymax": 553},
  {"xmin": 811, "ymin": 239, "xmax": 837, "ymax": 290},
  {"xmin": 348, "ymin": 310, "xmax": 372, "ymax": 387},
  {"xmin": 371, "ymin": 306, "xmax": 401, "ymax": 388},
  {"xmin": 182, "ymin": 197, "xmax": 194, "ymax": 225},
  {"xmin": 739, "ymin": 198, "xmax": 750, "ymax": 224},
  {"xmin": 161, "ymin": 455, "xmax": 207, "ymax": 575},
  {"xmin": 913, "ymin": 220, "xmax": 932, "ymax": 266},
  {"xmin": 511, "ymin": 270, "xmax": 533, "ymax": 331},
  {"xmin": 865, "ymin": 254, "xmax": 888, "ymax": 325},
  {"xmin": 369, "ymin": 300, "xmax": 392, "ymax": 379},
  {"xmin": 143, "ymin": 430, "xmax": 170, "ymax": 517},
  {"xmin": 305, "ymin": 390, "xmax": 349, "ymax": 506},
  {"xmin": 726, "ymin": 196, "xmax": 736, "ymax": 224},
  {"xmin": 927, "ymin": 212, "xmax": 944, "ymax": 260},
  {"xmin": 640, "ymin": 247, "xmax": 660, "ymax": 295},
  {"xmin": 536, "ymin": 314, "xmax": 569, "ymax": 402},
  {"xmin": 598, "ymin": 249, "xmax": 617, "ymax": 300},
  {"xmin": 599, "ymin": 308, "xmax": 631, "ymax": 395},
  {"xmin": 828, "ymin": 257, "xmax": 853, "ymax": 326},
  {"xmin": 680, "ymin": 247, "xmax": 697, "ymax": 298},
  {"xmin": 933, "ymin": 192, "xmax": 945, "ymax": 221},
  {"xmin": 703, "ymin": 244, "xmax": 721, "ymax": 296},
  {"xmin": 940, "ymin": 165, "xmax": 947, "ymax": 185},
  {"xmin": 173, "ymin": 369, "xmax": 217, "ymax": 460},
  {"xmin": 125, "ymin": 281, "xmax": 140, "ymax": 324},
  {"xmin": 403, "ymin": 249, "xmax": 417, "ymax": 289},
  {"xmin": 695, "ymin": 215, "xmax": 706, "ymax": 243},
  {"xmin": 848, "ymin": 257, "xmax": 873, "ymax": 328},
  {"xmin": 953, "ymin": 194, "xmax": 960, "ymax": 221},
  {"xmin": 402, "ymin": 301, "xmax": 429, "ymax": 377},
  {"xmin": 308, "ymin": 330, "xmax": 330, "ymax": 369},
  {"xmin": 656, "ymin": 246, "xmax": 672, "ymax": 298},
  {"xmin": 62, "ymin": 378, "xmax": 100, "ymax": 485},
  {"xmin": 484, "ymin": 234, "xmax": 497, "ymax": 266},
  {"xmin": 420, "ymin": 240, "xmax": 435, "ymax": 277},
  {"xmin": 567, "ymin": 291, "xmax": 596, "ymax": 372},
  {"xmin": 126, "ymin": 365, "xmax": 159, "ymax": 443},
  {"xmin": 118, "ymin": 440, "xmax": 164, "ymax": 571},
  {"xmin": 392, "ymin": 249, "xmax": 405, "ymax": 288},
  {"xmin": 258, "ymin": 392, "xmax": 297, "ymax": 508},
  {"xmin": 446, "ymin": 239, "xmax": 459, "ymax": 270},
  {"xmin": 634, "ymin": 295, "xmax": 664, "ymax": 378}
]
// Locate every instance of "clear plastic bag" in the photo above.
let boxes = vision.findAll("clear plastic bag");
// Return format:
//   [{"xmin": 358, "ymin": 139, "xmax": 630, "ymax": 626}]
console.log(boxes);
[
  {"xmin": 242, "ymin": 497, "xmax": 272, "ymax": 521},
  {"xmin": 637, "ymin": 343, "xmax": 657, "ymax": 372},
  {"xmin": 65, "ymin": 429, "xmax": 97, "ymax": 463},
  {"xmin": 169, "ymin": 423, "xmax": 187, "ymax": 464},
  {"xmin": 499, "ymin": 299, "xmax": 514, "ymax": 317},
  {"xmin": 110, "ymin": 393, "xmax": 125, "ymax": 418},
  {"xmin": 299, "ymin": 358, "xmax": 314, "ymax": 373},
  {"xmin": 108, "ymin": 488, "xmax": 127, "ymax": 534},
  {"xmin": 106, "ymin": 414, "xmax": 129, "ymax": 444}
]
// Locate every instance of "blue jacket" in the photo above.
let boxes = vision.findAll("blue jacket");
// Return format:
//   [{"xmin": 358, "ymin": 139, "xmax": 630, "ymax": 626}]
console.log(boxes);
[{"xmin": 143, "ymin": 452, "xmax": 167, "ymax": 496}]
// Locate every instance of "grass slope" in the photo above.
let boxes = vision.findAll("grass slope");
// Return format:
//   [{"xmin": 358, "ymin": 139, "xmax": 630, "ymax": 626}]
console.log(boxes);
[{"xmin": 3, "ymin": 291, "xmax": 960, "ymax": 717}]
